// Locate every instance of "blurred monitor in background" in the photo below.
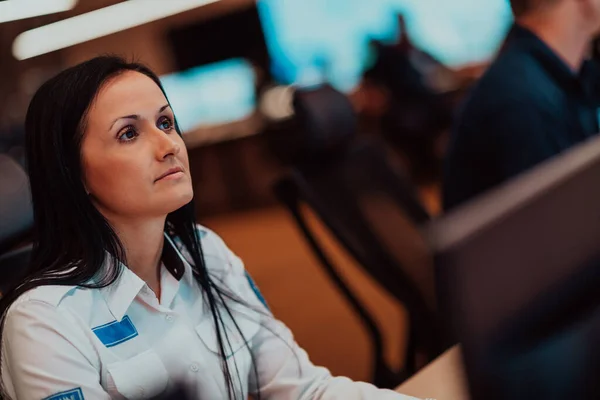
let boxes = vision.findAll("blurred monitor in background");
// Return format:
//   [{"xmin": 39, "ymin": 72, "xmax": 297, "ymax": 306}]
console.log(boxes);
[
  {"xmin": 167, "ymin": 6, "xmax": 269, "ymax": 74},
  {"xmin": 257, "ymin": 0, "xmax": 513, "ymax": 92},
  {"xmin": 392, "ymin": 0, "xmax": 512, "ymax": 67},
  {"xmin": 160, "ymin": 58, "xmax": 257, "ymax": 132}
]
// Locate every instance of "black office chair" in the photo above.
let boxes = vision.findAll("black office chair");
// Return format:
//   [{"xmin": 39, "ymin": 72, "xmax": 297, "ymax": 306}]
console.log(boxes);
[
  {"xmin": 0, "ymin": 154, "xmax": 33, "ymax": 293},
  {"xmin": 271, "ymin": 85, "xmax": 444, "ymax": 388}
]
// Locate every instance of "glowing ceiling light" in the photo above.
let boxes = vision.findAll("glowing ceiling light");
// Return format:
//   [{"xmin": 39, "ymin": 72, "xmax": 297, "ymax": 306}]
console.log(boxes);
[
  {"xmin": 12, "ymin": 0, "xmax": 220, "ymax": 60},
  {"xmin": 0, "ymin": 0, "xmax": 77, "ymax": 24}
]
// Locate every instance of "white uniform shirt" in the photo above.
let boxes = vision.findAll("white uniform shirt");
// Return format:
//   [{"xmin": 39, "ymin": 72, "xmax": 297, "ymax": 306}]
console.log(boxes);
[{"xmin": 1, "ymin": 226, "xmax": 420, "ymax": 400}]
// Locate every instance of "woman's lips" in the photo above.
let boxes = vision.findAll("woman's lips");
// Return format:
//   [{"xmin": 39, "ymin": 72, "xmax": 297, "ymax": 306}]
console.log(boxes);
[
  {"xmin": 157, "ymin": 171, "xmax": 184, "ymax": 181},
  {"xmin": 155, "ymin": 167, "xmax": 184, "ymax": 182}
]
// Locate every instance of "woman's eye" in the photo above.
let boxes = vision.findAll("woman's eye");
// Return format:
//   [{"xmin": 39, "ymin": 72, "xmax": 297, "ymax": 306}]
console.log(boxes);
[
  {"xmin": 159, "ymin": 117, "xmax": 173, "ymax": 131},
  {"xmin": 118, "ymin": 127, "xmax": 137, "ymax": 142}
]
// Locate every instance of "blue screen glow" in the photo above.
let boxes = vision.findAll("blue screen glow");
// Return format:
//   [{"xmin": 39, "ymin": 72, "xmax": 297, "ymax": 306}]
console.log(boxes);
[
  {"xmin": 160, "ymin": 58, "xmax": 256, "ymax": 132},
  {"xmin": 257, "ymin": 0, "xmax": 513, "ymax": 91}
]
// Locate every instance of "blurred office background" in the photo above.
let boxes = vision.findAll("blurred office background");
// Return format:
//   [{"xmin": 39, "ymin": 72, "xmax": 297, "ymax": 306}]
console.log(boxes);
[{"xmin": 0, "ymin": 0, "xmax": 513, "ymax": 385}]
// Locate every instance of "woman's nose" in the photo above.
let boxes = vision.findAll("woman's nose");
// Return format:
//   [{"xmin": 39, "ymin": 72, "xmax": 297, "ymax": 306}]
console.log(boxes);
[{"xmin": 154, "ymin": 129, "xmax": 180, "ymax": 159}]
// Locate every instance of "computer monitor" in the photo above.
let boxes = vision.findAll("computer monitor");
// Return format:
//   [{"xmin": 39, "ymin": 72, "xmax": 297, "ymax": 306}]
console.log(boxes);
[
  {"xmin": 160, "ymin": 58, "xmax": 257, "ymax": 132},
  {"xmin": 257, "ymin": 0, "xmax": 512, "ymax": 91},
  {"xmin": 426, "ymin": 135, "xmax": 600, "ymax": 400}
]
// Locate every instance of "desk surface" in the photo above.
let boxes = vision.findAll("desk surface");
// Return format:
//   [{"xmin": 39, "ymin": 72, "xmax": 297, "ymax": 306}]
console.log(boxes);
[{"xmin": 396, "ymin": 346, "xmax": 469, "ymax": 400}]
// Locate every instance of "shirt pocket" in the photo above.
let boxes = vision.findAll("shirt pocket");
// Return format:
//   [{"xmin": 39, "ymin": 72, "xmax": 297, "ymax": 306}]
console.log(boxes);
[
  {"xmin": 195, "ymin": 308, "xmax": 261, "ymax": 359},
  {"xmin": 106, "ymin": 349, "xmax": 170, "ymax": 399}
]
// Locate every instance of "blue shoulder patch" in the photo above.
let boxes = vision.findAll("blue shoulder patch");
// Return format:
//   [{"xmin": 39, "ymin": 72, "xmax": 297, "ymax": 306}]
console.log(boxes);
[
  {"xmin": 92, "ymin": 315, "xmax": 138, "ymax": 348},
  {"xmin": 43, "ymin": 388, "xmax": 84, "ymax": 400},
  {"xmin": 245, "ymin": 271, "xmax": 269, "ymax": 310}
]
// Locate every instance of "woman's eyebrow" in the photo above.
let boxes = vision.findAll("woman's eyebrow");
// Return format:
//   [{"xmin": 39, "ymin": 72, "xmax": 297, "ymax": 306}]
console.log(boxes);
[{"xmin": 109, "ymin": 104, "xmax": 171, "ymax": 130}]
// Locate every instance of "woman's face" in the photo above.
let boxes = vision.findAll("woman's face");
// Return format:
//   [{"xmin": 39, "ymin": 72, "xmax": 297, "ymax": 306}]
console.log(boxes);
[{"xmin": 81, "ymin": 71, "xmax": 193, "ymax": 221}]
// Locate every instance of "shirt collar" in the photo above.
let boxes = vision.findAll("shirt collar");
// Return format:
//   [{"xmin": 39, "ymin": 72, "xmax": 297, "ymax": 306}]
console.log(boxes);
[
  {"xmin": 506, "ymin": 24, "xmax": 594, "ymax": 94},
  {"xmin": 98, "ymin": 257, "xmax": 146, "ymax": 322},
  {"xmin": 163, "ymin": 232, "xmax": 197, "ymax": 288},
  {"xmin": 99, "ymin": 232, "xmax": 193, "ymax": 321},
  {"xmin": 162, "ymin": 233, "xmax": 185, "ymax": 281}
]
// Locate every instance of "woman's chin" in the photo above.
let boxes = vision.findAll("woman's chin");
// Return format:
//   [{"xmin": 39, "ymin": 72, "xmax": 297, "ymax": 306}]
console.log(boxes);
[{"xmin": 162, "ymin": 187, "xmax": 194, "ymax": 213}]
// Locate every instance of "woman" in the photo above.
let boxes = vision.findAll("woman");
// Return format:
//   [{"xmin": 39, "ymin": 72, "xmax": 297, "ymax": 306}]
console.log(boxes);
[{"xmin": 0, "ymin": 56, "xmax": 421, "ymax": 400}]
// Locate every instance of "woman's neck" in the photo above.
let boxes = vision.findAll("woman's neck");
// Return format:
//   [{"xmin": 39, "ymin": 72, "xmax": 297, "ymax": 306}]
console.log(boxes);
[{"xmin": 110, "ymin": 217, "xmax": 167, "ymax": 299}]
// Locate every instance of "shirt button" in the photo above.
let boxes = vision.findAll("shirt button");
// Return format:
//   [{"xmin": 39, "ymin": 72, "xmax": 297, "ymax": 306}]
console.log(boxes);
[
  {"xmin": 190, "ymin": 362, "xmax": 200, "ymax": 372},
  {"xmin": 165, "ymin": 315, "xmax": 174, "ymax": 322}
]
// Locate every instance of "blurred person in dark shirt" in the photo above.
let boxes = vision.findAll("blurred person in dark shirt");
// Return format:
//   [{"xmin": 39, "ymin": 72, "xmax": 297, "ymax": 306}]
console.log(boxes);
[
  {"xmin": 444, "ymin": 0, "xmax": 600, "ymax": 210},
  {"xmin": 362, "ymin": 15, "xmax": 457, "ymax": 183}
]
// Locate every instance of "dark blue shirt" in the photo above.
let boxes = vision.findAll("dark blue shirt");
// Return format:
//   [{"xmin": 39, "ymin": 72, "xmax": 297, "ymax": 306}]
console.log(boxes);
[{"xmin": 443, "ymin": 24, "xmax": 600, "ymax": 210}]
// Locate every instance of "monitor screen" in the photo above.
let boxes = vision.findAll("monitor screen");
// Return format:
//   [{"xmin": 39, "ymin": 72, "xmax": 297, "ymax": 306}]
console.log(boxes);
[
  {"xmin": 257, "ymin": 0, "xmax": 513, "ymax": 91},
  {"xmin": 429, "ymin": 134, "xmax": 600, "ymax": 400},
  {"xmin": 160, "ymin": 58, "xmax": 256, "ymax": 132}
]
